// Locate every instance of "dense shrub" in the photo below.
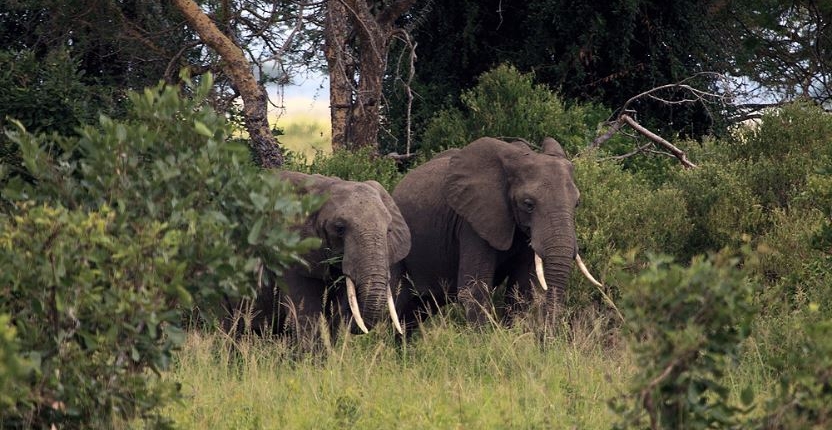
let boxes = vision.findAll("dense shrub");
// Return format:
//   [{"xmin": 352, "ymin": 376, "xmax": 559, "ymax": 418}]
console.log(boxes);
[
  {"xmin": 669, "ymin": 156, "xmax": 768, "ymax": 259},
  {"xmin": 570, "ymin": 155, "xmax": 691, "ymax": 308},
  {"xmin": 420, "ymin": 64, "xmax": 610, "ymax": 156},
  {"xmin": 0, "ymin": 204, "xmax": 185, "ymax": 427},
  {"xmin": 0, "ymin": 314, "xmax": 28, "ymax": 411},
  {"xmin": 753, "ymin": 310, "xmax": 832, "ymax": 429},
  {"xmin": 0, "ymin": 74, "xmax": 321, "ymax": 427},
  {"xmin": 0, "ymin": 49, "xmax": 120, "ymax": 204},
  {"xmin": 611, "ymin": 248, "xmax": 758, "ymax": 429}
]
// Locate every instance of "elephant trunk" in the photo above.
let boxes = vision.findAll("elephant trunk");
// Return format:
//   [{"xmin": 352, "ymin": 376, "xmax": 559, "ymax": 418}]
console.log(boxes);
[
  {"xmin": 346, "ymin": 232, "xmax": 391, "ymax": 331},
  {"xmin": 532, "ymin": 214, "xmax": 576, "ymax": 320}
]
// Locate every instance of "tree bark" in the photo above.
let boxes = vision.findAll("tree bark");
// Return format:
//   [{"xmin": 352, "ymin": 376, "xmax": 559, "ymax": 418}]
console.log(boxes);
[
  {"xmin": 324, "ymin": 0, "xmax": 353, "ymax": 151},
  {"xmin": 325, "ymin": 0, "xmax": 417, "ymax": 152},
  {"xmin": 173, "ymin": 0, "xmax": 284, "ymax": 168}
]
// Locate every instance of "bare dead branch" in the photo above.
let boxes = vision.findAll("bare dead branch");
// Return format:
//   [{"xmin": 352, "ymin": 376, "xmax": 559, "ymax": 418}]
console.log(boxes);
[{"xmin": 619, "ymin": 115, "xmax": 697, "ymax": 168}]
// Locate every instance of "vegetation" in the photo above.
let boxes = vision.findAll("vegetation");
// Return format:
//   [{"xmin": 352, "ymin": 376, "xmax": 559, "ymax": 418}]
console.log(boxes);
[
  {"xmin": 0, "ymin": 76, "xmax": 321, "ymax": 427},
  {"xmin": 1, "ymin": 6, "xmax": 832, "ymax": 427}
]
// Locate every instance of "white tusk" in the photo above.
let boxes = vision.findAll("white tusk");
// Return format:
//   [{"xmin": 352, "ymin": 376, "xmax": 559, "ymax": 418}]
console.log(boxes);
[
  {"xmin": 534, "ymin": 253, "xmax": 548, "ymax": 291},
  {"xmin": 386, "ymin": 285, "xmax": 404, "ymax": 335},
  {"xmin": 575, "ymin": 254, "xmax": 603, "ymax": 287},
  {"xmin": 346, "ymin": 277, "xmax": 369, "ymax": 334}
]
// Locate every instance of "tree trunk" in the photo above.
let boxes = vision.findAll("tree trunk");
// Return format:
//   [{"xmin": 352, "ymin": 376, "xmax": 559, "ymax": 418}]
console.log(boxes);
[
  {"xmin": 324, "ymin": 0, "xmax": 353, "ymax": 151},
  {"xmin": 325, "ymin": 0, "xmax": 417, "ymax": 152},
  {"xmin": 172, "ymin": 0, "xmax": 283, "ymax": 168}
]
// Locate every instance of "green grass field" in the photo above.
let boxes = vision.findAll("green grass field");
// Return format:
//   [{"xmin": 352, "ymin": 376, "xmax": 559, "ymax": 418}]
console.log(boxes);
[
  {"xmin": 163, "ymin": 319, "xmax": 628, "ymax": 429},
  {"xmin": 273, "ymin": 112, "xmax": 331, "ymax": 160},
  {"xmin": 160, "ymin": 311, "xmax": 774, "ymax": 429}
]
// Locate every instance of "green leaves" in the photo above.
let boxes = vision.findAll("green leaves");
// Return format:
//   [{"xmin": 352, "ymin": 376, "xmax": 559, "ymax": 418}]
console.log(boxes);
[
  {"xmin": 610, "ymin": 247, "xmax": 759, "ymax": 429},
  {"xmin": 0, "ymin": 75, "xmax": 323, "ymax": 427}
]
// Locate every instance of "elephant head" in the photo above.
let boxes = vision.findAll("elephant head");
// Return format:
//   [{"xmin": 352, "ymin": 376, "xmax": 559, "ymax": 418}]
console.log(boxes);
[
  {"xmin": 443, "ymin": 137, "xmax": 599, "ymax": 317},
  {"xmin": 281, "ymin": 172, "xmax": 411, "ymax": 333}
]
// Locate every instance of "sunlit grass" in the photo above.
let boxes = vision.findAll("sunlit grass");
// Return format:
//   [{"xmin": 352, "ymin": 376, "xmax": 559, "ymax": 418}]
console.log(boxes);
[
  {"xmin": 163, "ymin": 313, "xmax": 631, "ymax": 429},
  {"xmin": 162, "ymin": 305, "xmax": 783, "ymax": 429},
  {"xmin": 272, "ymin": 112, "xmax": 331, "ymax": 160}
]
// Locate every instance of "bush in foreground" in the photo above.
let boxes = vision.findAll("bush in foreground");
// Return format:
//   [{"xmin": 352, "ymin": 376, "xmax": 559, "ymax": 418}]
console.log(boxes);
[{"xmin": 0, "ymin": 74, "xmax": 320, "ymax": 427}]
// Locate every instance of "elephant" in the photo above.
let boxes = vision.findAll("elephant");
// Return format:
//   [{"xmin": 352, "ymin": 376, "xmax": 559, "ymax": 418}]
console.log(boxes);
[
  {"xmin": 391, "ymin": 137, "xmax": 600, "ymax": 331},
  {"xmin": 228, "ymin": 171, "xmax": 411, "ymax": 346}
]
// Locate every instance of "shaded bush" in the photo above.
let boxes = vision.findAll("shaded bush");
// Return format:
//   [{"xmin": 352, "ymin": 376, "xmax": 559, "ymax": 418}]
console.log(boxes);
[
  {"xmin": 0, "ymin": 74, "xmax": 321, "ymax": 427},
  {"xmin": 570, "ymin": 155, "xmax": 691, "ymax": 309},
  {"xmin": 753, "ymin": 309, "xmax": 832, "ymax": 429},
  {"xmin": 611, "ymin": 247, "xmax": 758, "ymax": 429},
  {"xmin": 0, "ymin": 204, "xmax": 185, "ymax": 427},
  {"xmin": 420, "ymin": 64, "xmax": 609, "ymax": 156},
  {"xmin": 0, "ymin": 314, "xmax": 28, "ymax": 412}
]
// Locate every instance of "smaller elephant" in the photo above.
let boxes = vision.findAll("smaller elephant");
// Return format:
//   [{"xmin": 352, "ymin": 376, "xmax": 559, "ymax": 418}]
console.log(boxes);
[
  {"xmin": 228, "ymin": 171, "xmax": 411, "ymax": 346},
  {"xmin": 392, "ymin": 137, "xmax": 601, "ymax": 332}
]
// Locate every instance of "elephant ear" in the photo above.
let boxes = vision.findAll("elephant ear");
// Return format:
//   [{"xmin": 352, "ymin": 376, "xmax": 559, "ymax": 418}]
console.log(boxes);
[
  {"xmin": 443, "ymin": 137, "xmax": 517, "ymax": 251},
  {"xmin": 365, "ymin": 180, "xmax": 411, "ymax": 264},
  {"xmin": 541, "ymin": 137, "xmax": 567, "ymax": 158}
]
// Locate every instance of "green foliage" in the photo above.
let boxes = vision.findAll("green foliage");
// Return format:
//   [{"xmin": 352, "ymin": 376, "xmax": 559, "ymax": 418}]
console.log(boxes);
[
  {"xmin": 670, "ymin": 156, "xmax": 768, "ymax": 259},
  {"xmin": 570, "ymin": 155, "xmax": 691, "ymax": 308},
  {"xmin": 287, "ymin": 146, "xmax": 403, "ymax": 191},
  {"xmin": 394, "ymin": 0, "xmax": 731, "ymax": 146},
  {"xmin": 0, "ymin": 74, "xmax": 322, "ymax": 426},
  {"xmin": 0, "ymin": 314, "xmax": 28, "ymax": 411},
  {"xmin": 0, "ymin": 48, "xmax": 119, "ymax": 199},
  {"xmin": 753, "ymin": 309, "xmax": 832, "ymax": 429},
  {"xmin": 0, "ymin": 204, "xmax": 184, "ymax": 427},
  {"xmin": 4, "ymin": 74, "xmax": 323, "ymax": 315},
  {"xmin": 611, "ymin": 248, "xmax": 758, "ymax": 429},
  {"xmin": 421, "ymin": 64, "xmax": 608, "ymax": 155},
  {"xmin": 0, "ymin": 49, "xmax": 110, "ymax": 136}
]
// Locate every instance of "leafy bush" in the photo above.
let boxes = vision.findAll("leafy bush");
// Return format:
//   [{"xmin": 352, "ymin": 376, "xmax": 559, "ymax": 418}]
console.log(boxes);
[
  {"xmin": 287, "ymin": 146, "xmax": 403, "ymax": 191},
  {"xmin": 753, "ymin": 309, "xmax": 832, "ymax": 429},
  {"xmin": 0, "ymin": 314, "xmax": 28, "ymax": 412},
  {"xmin": 669, "ymin": 156, "xmax": 768, "ymax": 259},
  {"xmin": 0, "ymin": 74, "xmax": 321, "ymax": 426},
  {"xmin": 570, "ymin": 155, "xmax": 691, "ymax": 308},
  {"xmin": 420, "ymin": 64, "xmax": 609, "ymax": 156},
  {"xmin": 610, "ymin": 247, "xmax": 758, "ymax": 429},
  {"xmin": 726, "ymin": 102, "xmax": 832, "ymax": 210},
  {"xmin": 0, "ymin": 204, "xmax": 185, "ymax": 427}
]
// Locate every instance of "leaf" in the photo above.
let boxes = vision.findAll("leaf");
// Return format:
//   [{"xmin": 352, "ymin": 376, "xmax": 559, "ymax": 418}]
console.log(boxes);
[
  {"xmin": 164, "ymin": 325, "xmax": 186, "ymax": 347},
  {"xmin": 248, "ymin": 217, "xmax": 264, "ymax": 245},
  {"xmin": 741, "ymin": 386, "xmax": 755, "ymax": 406},
  {"xmin": 194, "ymin": 120, "xmax": 213, "ymax": 137}
]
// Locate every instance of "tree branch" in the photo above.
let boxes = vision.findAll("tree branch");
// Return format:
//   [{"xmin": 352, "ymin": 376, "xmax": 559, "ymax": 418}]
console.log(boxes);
[{"xmin": 619, "ymin": 115, "xmax": 697, "ymax": 168}]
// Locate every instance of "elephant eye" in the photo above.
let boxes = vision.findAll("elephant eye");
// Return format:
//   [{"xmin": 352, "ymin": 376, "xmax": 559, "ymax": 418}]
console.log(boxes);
[
  {"xmin": 522, "ymin": 198, "xmax": 535, "ymax": 213},
  {"xmin": 333, "ymin": 220, "xmax": 347, "ymax": 237}
]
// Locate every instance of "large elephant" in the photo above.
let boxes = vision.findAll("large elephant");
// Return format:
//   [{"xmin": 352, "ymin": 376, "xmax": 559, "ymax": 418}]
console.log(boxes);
[
  {"xmin": 230, "ymin": 171, "xmax": 411, "ymax": 345},
  {"xmin": 392, "ymin": 137, "xmax": 600, "ymax": 330}
]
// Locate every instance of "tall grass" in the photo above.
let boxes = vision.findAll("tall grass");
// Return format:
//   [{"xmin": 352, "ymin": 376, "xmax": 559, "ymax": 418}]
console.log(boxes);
[{"xmin": 163, "ymin": 312, "xmax": 632, "ymax": 429}]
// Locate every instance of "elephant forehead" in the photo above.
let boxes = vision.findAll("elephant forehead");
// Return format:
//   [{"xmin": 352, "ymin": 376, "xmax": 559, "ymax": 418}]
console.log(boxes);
[
  {"xmin": 511, "ymin": 155, "xmax": 574, "ymax": 183},
  {"xmin": 327, "ymin": 184, "xmax": 390, "ymax": 218}
]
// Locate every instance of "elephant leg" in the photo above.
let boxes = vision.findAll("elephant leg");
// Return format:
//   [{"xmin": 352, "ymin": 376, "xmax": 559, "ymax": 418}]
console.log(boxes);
[
  {"xmin": 503, "ymin": 251, "xmax": 536, "ymax": 326},
  {"xmin": 281, "ymin": 272, "xmax": 328, "ymax": 351},
  {"xmin": 457, "ymin": 223, "xmax": 498, "ymax": 326}
]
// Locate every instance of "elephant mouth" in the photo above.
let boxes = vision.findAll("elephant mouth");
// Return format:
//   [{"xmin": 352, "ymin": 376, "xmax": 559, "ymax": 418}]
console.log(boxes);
[
  {"xmin": 345, "ymin": 276, "xmax": 403, "ymax": 335},
  {"xmin": 532, "ymin": 250, "xmax": 603, "ymax": 290}
]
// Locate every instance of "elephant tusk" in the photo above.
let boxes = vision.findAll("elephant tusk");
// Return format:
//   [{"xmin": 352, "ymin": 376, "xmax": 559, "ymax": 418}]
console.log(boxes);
[
  {"xmin": 386, "ymin": 284, "xmax": 404, "ymax": 335},
  {"xmin": 575, "ymin": 254, "xmax": 603, "ymax": 287},
  {"xmin": 346, "ymin": 277, "xmax": 369, "ymax": 334},
  {"xmin": 534, "ymin": 253, "xmax": 548, "ymax": 291}
]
